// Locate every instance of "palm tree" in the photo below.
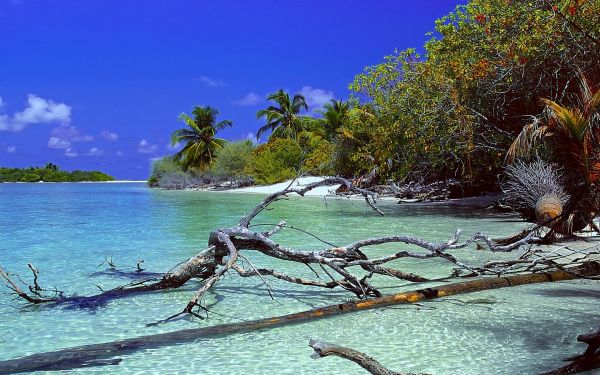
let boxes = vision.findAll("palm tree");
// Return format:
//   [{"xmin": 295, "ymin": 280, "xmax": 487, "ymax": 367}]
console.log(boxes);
[
  {"xmin": 507, "ymin": 76, "xmax": 600, "ymax": 185},
  {"xmin": 171, "ymin": 106, "xmax": 232, "ymax": 171},
  {"xmin": 256, "ymin": 90, "xmax": 309, "ymax": 140},
  {"xmin": 318, "ymin": 99, "xmax": 350, "ymax": 141},
  {"xmin": 506, "ymin": 76, "xmax": 600, "ymax": 231}
]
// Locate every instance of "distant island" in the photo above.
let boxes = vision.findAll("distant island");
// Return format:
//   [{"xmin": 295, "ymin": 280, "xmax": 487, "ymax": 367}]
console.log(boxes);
[{"xmin": 0, "ymin": 163, "xmax": 114, "ymax": 182}]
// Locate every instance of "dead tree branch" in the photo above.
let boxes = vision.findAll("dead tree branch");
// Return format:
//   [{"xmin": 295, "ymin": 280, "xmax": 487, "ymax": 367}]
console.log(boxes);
[
  {"xmin": 4, "ymin": 177, "xmax": 593, "ymax": 324},
  {"xmin": 309, "ymin": 339, "xmax": 406, "ymax": 375},
  {"xmin": 1, "ymin": 263, "xmax": 597, "ymax": 374},
  {"xmin": 541, "ymin": 326, "xmax": 600, "ymax": 374}
]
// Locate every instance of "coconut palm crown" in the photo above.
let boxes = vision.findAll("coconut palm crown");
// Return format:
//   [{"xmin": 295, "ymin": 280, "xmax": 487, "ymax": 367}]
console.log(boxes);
[
  {"xmin": 256, "ymin": 89, "xmax": 310, "ymax": 140},
  {"xmin": 171, "ymin": 106, "xmax": 232, "ymax": 171},
  {"xmin": 318, "ymin": 99, "xmax": 350, "ymax": 141},
  {"xmin": 507, "ymin": 76, "xmax": 600, "ymax": 186}
]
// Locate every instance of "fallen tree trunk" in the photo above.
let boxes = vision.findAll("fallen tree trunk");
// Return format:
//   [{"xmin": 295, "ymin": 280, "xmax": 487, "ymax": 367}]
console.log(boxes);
[
  {"xmin": 541, "ymin": 327, "xmax": 600, "ymax": 374},
  {"xmin": 309, "ymin": 339, "xmax": 408, "ymax": 375},
  {"xmin": 1, "ymin": 245, "xmax": 217, "ymax": 309},
  {"xmin": 1, "ymin": 262, "xmax": 598, "ymax": 374},
  {"xmin": 2, "ymin": 177, "xmax": 538, "ymax": 316}
]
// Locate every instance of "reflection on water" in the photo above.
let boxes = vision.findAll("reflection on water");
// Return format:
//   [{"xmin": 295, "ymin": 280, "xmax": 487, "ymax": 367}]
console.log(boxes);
[{"xmin": 0, "ymin": 183, "xmax": 597, "ymax": 374}]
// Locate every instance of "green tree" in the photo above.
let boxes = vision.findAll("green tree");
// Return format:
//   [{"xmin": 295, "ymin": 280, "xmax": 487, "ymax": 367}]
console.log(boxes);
[
  {"xmin": 211, "ymin": 140, "xmax": 255, "ymax": 178},
  {"xmin": 245, "ymin": 138, "xmax": 303, "ymax": 184},
  {"xmin": 318, "ymin": 99, "xmax": 350, "ymax": 141},
  {"xmin": 256, "ymin": 90, "xmax": 311, "ymax": 140},
  {"xmin": 507, "ymin": 76, "xmax": 600, "ymax": 186},
  {"xmin": 20, "ymin": 173, "xmax": 41, "ymax": 182},
  {"xmin": 171, "ymin": 106, "xmax": 232, "ymax": 171},
  {"xmin": 348, "ymin": 0, "xmax": 600, "ymax": 185},
  {"xmin": 44, "ymin": 163, "xmax": 59, "ymax": 172}
]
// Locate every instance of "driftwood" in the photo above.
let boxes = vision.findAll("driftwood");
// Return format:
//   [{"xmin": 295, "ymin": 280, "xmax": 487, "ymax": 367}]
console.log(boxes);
[
  {"xmin": 1, "ymin": 176, "xmax": 540, "ymax": 317},
  {"xmin": 541, "ymin": 327, "xmax": 600, "ymax": 374},
  {"xmin": 1, "ymin": 263, "xmax": 598, "ymax": 374},
  {"xmin": 2, "ymin": 177, "xmax": 600, "ymax": 373},
  {"xmin": 309, "ymin": 339, "xmax": 406, "ymax": 375},
  {"xmin": 1, "ymin": 245, "xmax": 217, "ymax": 309}
]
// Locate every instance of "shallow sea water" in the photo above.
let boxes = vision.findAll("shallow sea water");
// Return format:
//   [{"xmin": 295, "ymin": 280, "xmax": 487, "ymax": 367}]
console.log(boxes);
[{"xmin": 0, "ymin": 183, "xmax": 598, "ymax": 374}]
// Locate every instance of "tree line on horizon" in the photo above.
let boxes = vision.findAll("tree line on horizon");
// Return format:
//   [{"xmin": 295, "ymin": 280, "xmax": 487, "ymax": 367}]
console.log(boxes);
[
  {"xmin": 0, "ymin": 163, "xmax": 115, "ymax": 183},
  {"xmin": 149, "ymin": 0, "xmax": 600, "ymax": 194}
]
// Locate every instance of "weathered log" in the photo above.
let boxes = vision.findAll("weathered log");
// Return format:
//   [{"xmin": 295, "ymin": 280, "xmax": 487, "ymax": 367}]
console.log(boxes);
[
  {"xmin": 541, "ymin": 327, "xmax": 600, "ymax": 374},
  {"xmin": 308, "ymin": 339, "xmax": 406, "ymax": 375},
  {"xmin": 0, "ymin": 246, "xmax": 217, "ymax": 309},
  {"xmin": 1, "ymin": 262, "xmax": 598, "ymax": 374},
  {"xmin": 2, "ymin": 177, "xmax": 539, "ymax": 316}
]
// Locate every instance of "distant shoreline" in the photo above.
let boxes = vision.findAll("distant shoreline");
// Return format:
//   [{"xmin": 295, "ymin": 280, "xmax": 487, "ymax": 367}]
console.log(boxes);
[{"xmin": 0, "ymin": 180, "xmax": 146, "ymax": 184}]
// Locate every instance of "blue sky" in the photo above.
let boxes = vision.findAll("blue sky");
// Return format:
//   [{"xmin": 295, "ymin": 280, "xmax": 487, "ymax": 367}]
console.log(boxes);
[{"xmin": 0, "ymin": 0, "xmax": 462, "ymax": 179}]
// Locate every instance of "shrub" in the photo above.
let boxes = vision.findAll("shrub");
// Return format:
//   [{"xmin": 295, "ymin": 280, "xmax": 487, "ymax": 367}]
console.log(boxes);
[
  {"xmin": 303, "ymin": 141, "xmax": 335, "ymax": 176},
  {"xmin": 148, "ymin": 157, "xmax": 182, "ymax": 187},
  {"xmin": 245, "ymin": 138, "xmax": 303, "ymax": 185},
  {"xmin": 211, "ymin": 140, "xmax": 255, "ymax": 178},
  {"xmin": 20, "ymin": 173, "xmax": 41, "ymax": 183}
]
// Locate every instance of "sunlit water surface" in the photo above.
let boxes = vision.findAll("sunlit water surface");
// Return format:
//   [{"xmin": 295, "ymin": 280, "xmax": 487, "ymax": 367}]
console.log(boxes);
[{"xmin": 0, "ymin": 183, "xmax": 598, "ymax": 374}]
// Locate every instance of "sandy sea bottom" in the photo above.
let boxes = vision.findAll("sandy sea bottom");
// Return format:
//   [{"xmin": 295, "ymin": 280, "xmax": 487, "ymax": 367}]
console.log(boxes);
[{"xmin": 0, "ymin": 183, "xmax": 598, "ymax": 374}]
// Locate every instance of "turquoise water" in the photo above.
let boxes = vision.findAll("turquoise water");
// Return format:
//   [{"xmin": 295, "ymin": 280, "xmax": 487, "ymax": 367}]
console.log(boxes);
[{"xmin": 0, "ymin": 183, "xmax": 598, "ymax": 374}]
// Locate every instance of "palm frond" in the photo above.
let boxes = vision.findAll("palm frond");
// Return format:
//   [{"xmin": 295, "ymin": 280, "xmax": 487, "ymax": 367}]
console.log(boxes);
[
  {"xmin": 542, "ymin": 99, "xmax": 587, "ymax": 142},
  {"xmin": 257, "ymin": 122, "xmax": 279, "ymax": 139},
  {"xmin": 178, "ymin": 113, "xmax": 201, "ymax": 133},
  {"xmin": 506, "ymin": 121, "xmax": 541, "ymax": 163},
  {"xmin": 214, "ymin": 120, "xmax": 233, "ymax": 131}
]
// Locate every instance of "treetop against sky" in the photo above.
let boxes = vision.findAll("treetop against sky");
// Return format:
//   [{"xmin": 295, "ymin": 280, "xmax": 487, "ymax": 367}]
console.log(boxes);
[{"xmin": 0, "ymin": 0, "xmax": 462, "ymax": 179}]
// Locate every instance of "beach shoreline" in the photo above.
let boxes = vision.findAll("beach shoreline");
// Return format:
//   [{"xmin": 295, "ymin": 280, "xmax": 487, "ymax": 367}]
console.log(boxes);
[{"xmin": 0, "ymin": 180, "xmax": 146, "ymax": 184}]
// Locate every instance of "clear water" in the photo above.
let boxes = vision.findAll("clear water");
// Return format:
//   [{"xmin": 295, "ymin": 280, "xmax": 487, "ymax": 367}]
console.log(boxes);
[{"xmin": 0, "ymin": 183, "xmax": 598, "ymax": 374}]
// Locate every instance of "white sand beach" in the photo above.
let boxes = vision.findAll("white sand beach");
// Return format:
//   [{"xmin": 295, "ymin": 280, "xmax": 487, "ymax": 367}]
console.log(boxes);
[{"xmin": 227, "ymin": 176, "xmax": 341, "ymax": 196}]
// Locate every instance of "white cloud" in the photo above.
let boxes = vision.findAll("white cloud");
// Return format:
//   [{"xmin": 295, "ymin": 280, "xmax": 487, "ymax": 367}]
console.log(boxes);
[
  {"xmin": 196, "ymin": 75, "xmax": 227, "ymax": 88},
  {"xmin": 100, "ymin": 130, "xmax": 119, "ymax": 141},
  {"xmin": 166, "ymin": 141, "xmax": 181, "ymax": 151},
  {"xmin": 116, "ymin": 150, "xmax": 124, "ymax": 156},
  {"xmin": 245, "ymin": 132, "xmax": 259, "ymax": 145},
  {"xmin": 47, "ymin": 136, "xmax": 71, "ymax": 149},
  {"xmin": 138, "ymin": 139, "xmax": 158, "ymax": 153},
  {"xmin": 14, "ymin": 94, "xmax": 71, "ymax": 124},
  {"xmin": 0, "ymin": 94, "xmax": 72, "ymax": 132},
  {"xmin": 232, "ymin": 92, "xmax": 262, "ymax": 106},
  {"xmin": 298, "ymin": 86, "xmax": 334, "ymax": 111},
  {"xmin": 47, "ymin": 125, "xmax": 93, "ymax": 149},
  {"xmin": 6, "ymin": 146, "xmax": 16, "ymax": 153},
  {"xmin": 0, "ymin": 97, "xmax": 4, "ymax": 108},
  {"xmin": 0, "ymin": 113, "xmax": 25, "ymax": 131},
  {"xmin": 64, "ymin": 148, "xmax": 79, "ymax": 157},
  {"xmin": 86, "ymin": 147, "xmax": 104, "ymax": 156}
]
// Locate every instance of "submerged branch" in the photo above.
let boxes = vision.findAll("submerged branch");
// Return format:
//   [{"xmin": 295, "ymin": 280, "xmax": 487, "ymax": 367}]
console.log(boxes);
[
  {"xmin": 1, "ymin": 263, "xmax": 597, "ymax": 374},
  {"xmin": 309, "ymin": 339, "xmax": 406, "ymax": 375}
]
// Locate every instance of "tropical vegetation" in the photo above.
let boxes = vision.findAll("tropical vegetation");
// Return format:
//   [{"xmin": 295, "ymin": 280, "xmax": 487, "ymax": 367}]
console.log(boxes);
[
  {"xmin": 171, "ymin": 106, "xmax": 232, "ymax": 171},
  {"xmin": 0, "ymin": 164, "xmax": 114, "ymax": 182},
  {"xmin": 151, "ymin": 0, "xmax": 600, "ymax": 202},
  {"xmin": 256, "ymin": 89, "xmax": 310, "ymax": 140}
]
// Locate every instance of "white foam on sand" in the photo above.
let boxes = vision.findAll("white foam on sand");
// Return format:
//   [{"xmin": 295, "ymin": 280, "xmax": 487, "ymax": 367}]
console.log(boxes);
[{"xmin": 228, "ymin": 176, "xmax": 340, "ymax": 196}]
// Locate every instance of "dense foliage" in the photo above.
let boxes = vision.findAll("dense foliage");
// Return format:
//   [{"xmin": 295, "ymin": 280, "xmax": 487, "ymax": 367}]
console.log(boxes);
[
  {"xmin": 0, "ymin": 163, "xmax": 114, "ymax": 182},
  {"xmin": 210, "ymin": 140, "xmax": 255, "ymax": 178},
  {"xmin": 171, "ymin": 106, "xmax": 232, "ymax": 171},
  {"xmin": 348, "ymin": 0, "xmax": 600, "ymax": 186},
  {"xmin": 244, "ymin": 138, "xmax": 303, "ymax": 185},
  {"xmin": 148, "ymin": 140, "xmax": 257, "ymax": 188},
  {"xmin": 151, "ymin": 0, "xmax": 600, "ymax": 191}
]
